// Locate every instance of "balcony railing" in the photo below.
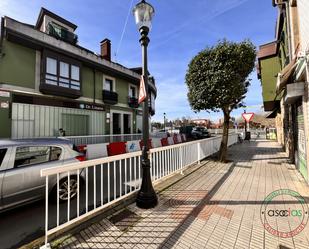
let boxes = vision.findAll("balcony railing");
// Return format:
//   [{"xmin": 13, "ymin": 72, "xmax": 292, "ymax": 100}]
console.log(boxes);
[
  {"xmin": 48, "ymin": 23, "xmax": 78, "ymax": 45},
  {"xmin": 128, "ymin": 96, "xmax": 139, "ymax": 108},
  {"xmin": 102, "ymin": 90, "xmax": 118, "ymax": 105},
  {"xmin": 40, "ymin": 133, "xmax": 238, "ymax": 248}
]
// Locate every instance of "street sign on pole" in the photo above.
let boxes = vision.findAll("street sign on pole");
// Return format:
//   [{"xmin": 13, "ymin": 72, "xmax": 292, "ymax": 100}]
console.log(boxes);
[
  {"xmin": 242, "ymin": 112, "xmax": 254, "ymax": 122},
  {"xmin": 138, "ymin": 76, "xmax": 147, "ymax": 104}
]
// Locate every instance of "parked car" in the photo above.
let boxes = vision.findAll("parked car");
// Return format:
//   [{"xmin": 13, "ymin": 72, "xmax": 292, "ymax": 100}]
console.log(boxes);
[
  {"xmin": 0, "ymin": 138, "xmax": 84, "ymax": 212},
  {"xmin": 157, "ymin": 129, "xmax": 170, "ymax": 137},
  {"xmin": 191, "ymin": 127, "xmax": 211, "ymax": 139},
  {"xmin": 179, "ymin": 125, "xmax": 195, "ymax": 138}
]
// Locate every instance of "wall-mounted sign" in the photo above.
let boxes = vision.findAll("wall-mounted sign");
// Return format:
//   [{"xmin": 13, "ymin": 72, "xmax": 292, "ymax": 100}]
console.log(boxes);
[
  {"xmin": 0, "ymin": 91, "xmax": 10, "ymax": 98},
  {"xmin": 0, "ymin": 101, "xmax": 9, "ymax": 109},
  {"xmin": 106, "ymin": 113, "xmax": 110, "ymax": 119},
  {"xmin": 79, "ymin": 103, "xmax": 104, "ymax": 111}
]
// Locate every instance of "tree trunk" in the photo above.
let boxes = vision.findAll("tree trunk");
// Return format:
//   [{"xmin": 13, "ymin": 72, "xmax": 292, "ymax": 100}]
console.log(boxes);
[{"xmin": 219, "ymin": 109, "xmax": 230, "ymax": 162}]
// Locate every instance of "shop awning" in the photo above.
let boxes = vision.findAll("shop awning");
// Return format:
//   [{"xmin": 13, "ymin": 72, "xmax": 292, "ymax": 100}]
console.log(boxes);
[
  {"xmin": 265, "ymin": 109, "xmax": 278, "ymax": 119},
  {"xmin": 276, "ymin": 58, "xmax": 297, "ymax": 94},
  {"xmin": 284, "ymin": 82, "xmax": 305, "ymax": 105}
]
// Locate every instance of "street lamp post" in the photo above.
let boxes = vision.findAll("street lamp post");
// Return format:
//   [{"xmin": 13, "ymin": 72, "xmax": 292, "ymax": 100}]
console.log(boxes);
[
  {"xmin": 133, "ymin": 0, "xmax": 158, "ymax": 209},
  {"xmin": 163, "ymin": 112, "xmax": 166, "ymax": 131}
]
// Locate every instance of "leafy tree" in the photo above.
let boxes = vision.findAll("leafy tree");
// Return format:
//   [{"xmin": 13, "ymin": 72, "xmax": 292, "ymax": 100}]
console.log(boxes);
[
  {"xmin": 181, "ymin": 116, "xmax": 193, "ymax": 126},
  {"xmin": 152, "ymin": 122, "xmax": 163, "ymax": 129},
  {"xmin": 173, "ymin": 118, "xmax": 182, "ymax": 127},
  {"xmin": 185, "ymin": 40, "xmax": 256, "ymax": 162}
]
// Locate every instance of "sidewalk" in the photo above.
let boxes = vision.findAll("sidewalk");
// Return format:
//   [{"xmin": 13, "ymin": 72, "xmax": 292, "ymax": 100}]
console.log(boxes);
[{"xmin": 55, "ymin": 139, "xmax": 309, "ymax": 249}]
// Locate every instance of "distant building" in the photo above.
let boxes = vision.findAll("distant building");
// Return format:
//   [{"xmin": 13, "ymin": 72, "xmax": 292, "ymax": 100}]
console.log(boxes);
[
  {"xmin": 0, "ymin": 8, "xmax": 157, "ymax": 139},
  {"xmin": 191, "ymin": 119, "xmax": 211, "ymax": 128},
  {"xmin": 211, "ymin": 118, "xmax": 234, "ymax": 129}
]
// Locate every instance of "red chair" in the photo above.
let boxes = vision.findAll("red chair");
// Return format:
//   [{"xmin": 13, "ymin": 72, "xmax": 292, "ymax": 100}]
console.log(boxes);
[
  {"xmin": 107, "ymin": 142, "xmax": 127, "ymax": 156},
  {"xmin": 161, "ymin": 137, "xmax": 169, "ymax": 146},
  {"xmin": 76, "ymin": 144, "xmax": 87, "ymax": 155},
  {"xmin": 139, "ymin": 139, "xmax": 152, "ymax": 149},
  {"xmin": 173, "ymin": 135, "xmax": 179, "ymax": 144},
  {"xmin": 181, "ymin": 134, "xmax": 187, "ymax": 142}
]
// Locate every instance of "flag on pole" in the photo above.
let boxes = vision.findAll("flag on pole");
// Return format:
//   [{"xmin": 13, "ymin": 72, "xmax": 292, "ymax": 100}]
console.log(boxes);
[{"xmin": 138, "ymin": 75, "xmax": 147, "ymax": 104}]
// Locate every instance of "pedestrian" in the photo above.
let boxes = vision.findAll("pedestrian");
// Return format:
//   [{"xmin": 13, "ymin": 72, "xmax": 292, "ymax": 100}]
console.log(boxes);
[{"xmin": 59, "ymin": 128, "xmax": 66, "ymax": 137}]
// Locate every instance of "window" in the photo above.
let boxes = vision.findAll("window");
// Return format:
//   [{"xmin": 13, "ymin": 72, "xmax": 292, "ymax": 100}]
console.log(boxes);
[
  {"xmin": 14, "ymin": 146, "xmax": 62, "ymax": 168},
  {"xmin": 148, "ymin": 92, "xmax": 155, "ymax": 110},
  {"xmin": 104, "ymin": 78, "xmax": 114, "ymax": 92},
  {"xmin": 43, "ymin": 52, "xmax": 81, "ymax": 90},
  {"xmin": 50, "ymin": 147, "xmax": 62, "ymax": 161},
  {"xmin": 129, "ymin": 86, "xmax": 136, "ymax": 98},
  {"xmin": 0, "ymin": 148, "xmax": 7, "ymax": 168},
  {"xmin": 49, "ymin": 22, "xmax": 68, "ymax": 38},
  {"xmin": 59, "ymin": 61, "xmax": 70, "ymax": 88},
  {"xmin": 71, "ymin": 65, "xmax": 80, "ymax": 90},
  {"xmin": 46, "ymin": 57, "xmax": 57, "ymax": 85}
]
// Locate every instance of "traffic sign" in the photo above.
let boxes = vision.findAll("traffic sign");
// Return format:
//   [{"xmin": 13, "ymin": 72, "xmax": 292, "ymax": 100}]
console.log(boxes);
[
  {"xmin": 242, "ymin": 112, "xmax": 254, "ymax": 122},
  {"xmin": 138, "ymin": 76, "xmax": 147, "ymax": 104}
]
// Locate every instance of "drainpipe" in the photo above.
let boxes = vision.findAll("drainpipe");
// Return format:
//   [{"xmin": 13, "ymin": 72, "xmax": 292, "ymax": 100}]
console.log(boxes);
[
  {"xmin": 93, "ymin": 68, "xmax": 96, "ymax": 103},
  {"xmin": 0, "ymin": 17, "xmax": 5, "ymax": 57}
]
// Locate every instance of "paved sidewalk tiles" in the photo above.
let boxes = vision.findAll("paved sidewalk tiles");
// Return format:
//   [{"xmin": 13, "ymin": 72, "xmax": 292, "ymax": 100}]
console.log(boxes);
[{"xmin": 56, "ymin": 139, "xmax": 309, "ymax": 249}]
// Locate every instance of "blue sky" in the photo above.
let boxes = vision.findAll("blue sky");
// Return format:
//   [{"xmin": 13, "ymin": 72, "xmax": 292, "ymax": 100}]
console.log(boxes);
[{"xmin": 0, "ymin": 0, "xmax": 278, "ymax": 122}]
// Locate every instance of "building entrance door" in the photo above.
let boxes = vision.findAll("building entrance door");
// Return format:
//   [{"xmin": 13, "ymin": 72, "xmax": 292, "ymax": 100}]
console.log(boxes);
[
  {"xmin": 112, "ymin": 113, "xmax": 121, "ymax": 134},
  {"xmin": 123, "ymin": 114, "xmax": 131, "ymax": 134}
]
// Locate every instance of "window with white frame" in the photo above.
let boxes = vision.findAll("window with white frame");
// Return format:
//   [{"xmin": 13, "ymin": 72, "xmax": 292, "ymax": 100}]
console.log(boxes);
[
  {"xmin": 129, "ymin": 85, "xmax": 137, "ymax": 98},
  {"xmin": 44, "ymin": 52, "xmax": 81, "ymax": 90},
  {"xmin": 104, "ymin": 77, "xmax": 115, "ymax": 92}
]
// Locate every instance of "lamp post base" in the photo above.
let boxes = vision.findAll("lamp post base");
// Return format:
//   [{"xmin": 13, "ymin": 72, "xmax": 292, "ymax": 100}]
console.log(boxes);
[
  {"xmin": 136, "ymin": 189, "xmax": 158, "ymax": 209},
  {"xmin": 136, "ymin": 155, "xmax": 158, "ymax": 209}
]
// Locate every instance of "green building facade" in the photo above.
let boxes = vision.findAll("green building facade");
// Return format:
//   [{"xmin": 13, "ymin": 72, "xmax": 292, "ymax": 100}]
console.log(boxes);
[{"xmin": 0, "ymin": 8, "xmax": 157, "ymax": 139}]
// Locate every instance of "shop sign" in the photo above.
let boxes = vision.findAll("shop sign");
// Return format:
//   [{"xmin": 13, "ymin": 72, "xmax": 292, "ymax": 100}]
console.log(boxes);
[
  {"xmin": 79, "ymin": 104, "xmax": 104, "ymax": 111},
  {"xmin": 0, "ymin": 91, "xmax": 10, "ymax": 98}
]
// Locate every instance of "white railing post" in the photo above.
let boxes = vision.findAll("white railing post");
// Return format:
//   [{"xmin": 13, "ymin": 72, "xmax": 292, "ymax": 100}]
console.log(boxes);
[
  {"xmin": 180, "ymin": 145, "xmax": 184, "ymax": 175},
  {"xmin": 197, "ymin": 142, "xmax": 201, "ymax": 164},
  {"xmin": 40, "ymin": 177, "xmax": 51, "ymax": 249}
]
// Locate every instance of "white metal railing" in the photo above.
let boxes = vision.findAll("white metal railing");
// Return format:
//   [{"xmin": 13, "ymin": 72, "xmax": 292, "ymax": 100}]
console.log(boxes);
[
  {"xmin": 208, "ymin": 129, "xmax": 238, "ymax": 134},
  {"xmin": 63, "ymin": 132, "xmax": 168, "ymax": 145},
  {"xmin": 63, "ymin": 134, "xmax": 143, "ymax": 145},
  {"xmin": 40, "ymin": 133, "xmax": 238, "ymax": 248}
]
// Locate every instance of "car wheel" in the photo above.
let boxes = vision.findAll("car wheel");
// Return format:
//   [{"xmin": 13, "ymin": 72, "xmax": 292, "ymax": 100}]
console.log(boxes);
[{"xmin": 50, "ymin": 176, "xmax": 80, "ymax": 203}]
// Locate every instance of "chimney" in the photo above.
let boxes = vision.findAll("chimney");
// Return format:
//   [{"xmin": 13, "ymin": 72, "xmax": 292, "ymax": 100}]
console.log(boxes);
[{"xmin": 100, "ymin": 39, "xmax": 111, "ymax": 61}]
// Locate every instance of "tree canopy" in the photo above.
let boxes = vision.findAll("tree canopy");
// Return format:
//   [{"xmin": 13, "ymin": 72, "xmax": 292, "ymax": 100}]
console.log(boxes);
[{"xmin": 186, "ymin": 40, "xmax": 256, "ymax": 114}]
